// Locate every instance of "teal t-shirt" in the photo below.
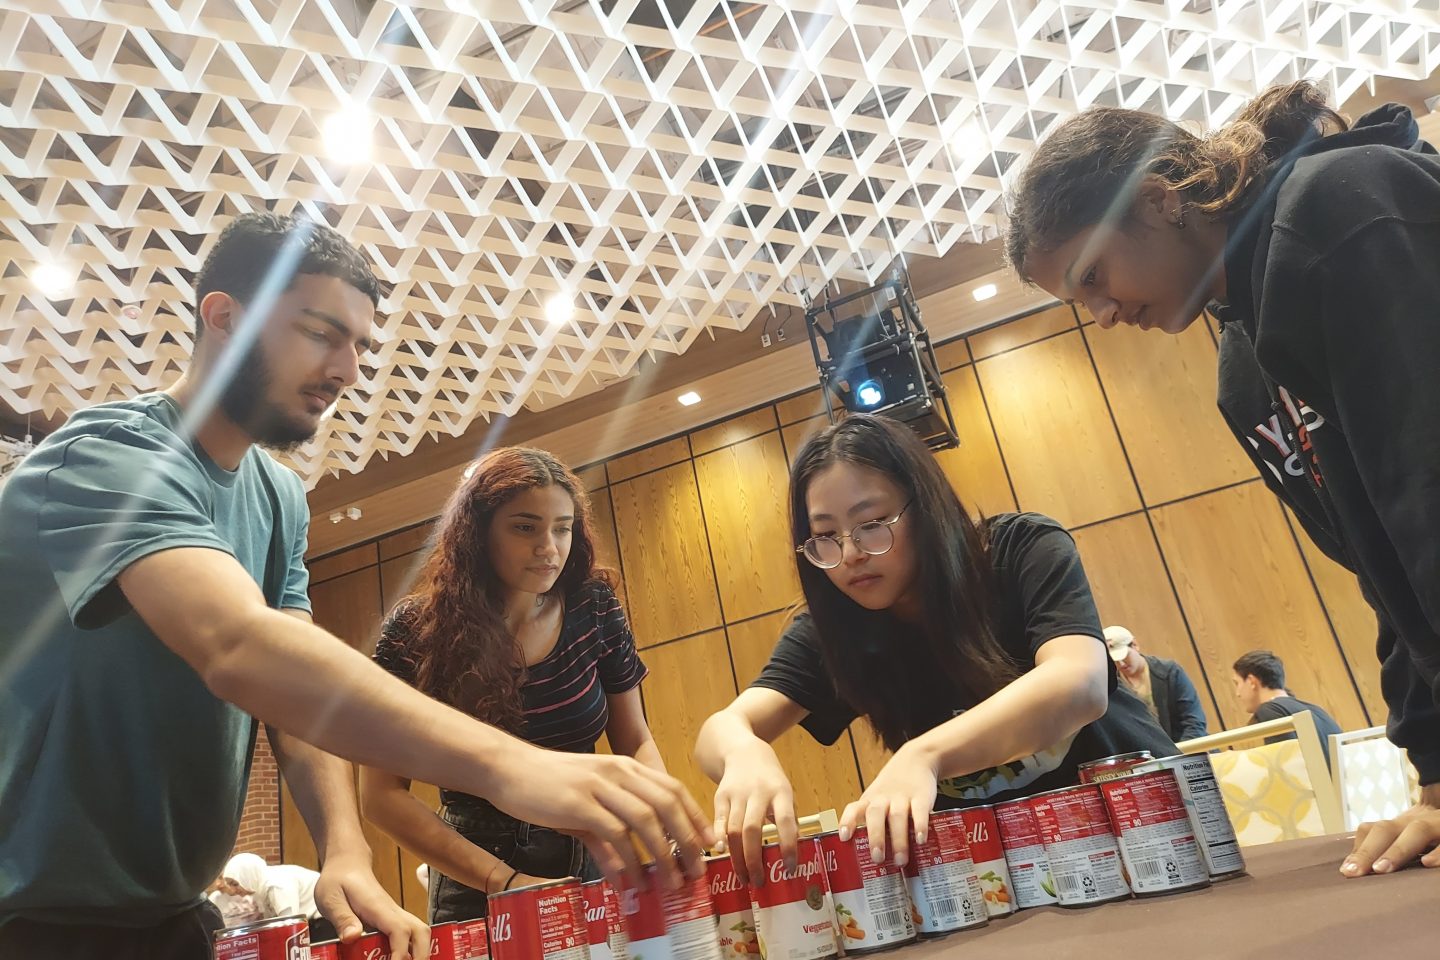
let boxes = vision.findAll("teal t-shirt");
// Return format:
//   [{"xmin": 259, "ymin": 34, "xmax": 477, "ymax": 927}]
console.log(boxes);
[{"xmin": 0, "ymin": 393, "xmax": 311, "ymax": 927}]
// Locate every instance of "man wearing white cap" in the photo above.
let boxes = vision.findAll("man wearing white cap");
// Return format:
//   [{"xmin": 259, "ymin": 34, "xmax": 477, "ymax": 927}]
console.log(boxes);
[{"xmin": 1104, "ymin": 626, "xmax": 1209, "ymax": 742}]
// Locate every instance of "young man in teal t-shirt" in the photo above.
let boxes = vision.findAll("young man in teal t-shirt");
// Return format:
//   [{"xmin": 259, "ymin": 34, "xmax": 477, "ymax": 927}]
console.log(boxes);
[{"xmin": 0, "ymin": 213, "xmax": 712, "ymax": 960}]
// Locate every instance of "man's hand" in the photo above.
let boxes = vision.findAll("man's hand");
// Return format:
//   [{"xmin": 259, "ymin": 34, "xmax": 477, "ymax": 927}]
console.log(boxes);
[
  {"xmin": 1342, "ymin": 784, "xmax": 1440, "ymax": 877},
  {"xmin": 487, "ymin": 747, "xmax": 713, "ymax": 890},
  {"xmin": 315, "ymin": 852, "xmax": 429, "ymax": 959}
]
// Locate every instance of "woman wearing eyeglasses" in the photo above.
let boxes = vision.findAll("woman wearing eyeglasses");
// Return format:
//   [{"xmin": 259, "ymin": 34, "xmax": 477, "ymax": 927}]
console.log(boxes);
[{"xmin": 695, "ymin": 414, "xmax": 1175, "ymax": 884}]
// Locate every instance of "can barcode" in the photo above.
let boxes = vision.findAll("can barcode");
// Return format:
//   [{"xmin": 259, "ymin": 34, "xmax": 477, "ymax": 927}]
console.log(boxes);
[
  {"xmin": 875, "ymin": 909, "xmax": 906, "ymax": 933},
  {"xmin": 1134, "ymin": 859, "xmax": 1165, "ymax": 882},
  {"xmin": 1055, "ymin": 873, "xmax": 1081, "ymax": 894},
  {"xmin": 931, "ymin": 896, "xmax": 959, "ymax": 922}
]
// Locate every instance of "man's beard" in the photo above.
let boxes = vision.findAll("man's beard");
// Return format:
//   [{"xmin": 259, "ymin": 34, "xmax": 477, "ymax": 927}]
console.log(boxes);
[{"xmin": 218, "ymin": 346, "xmax": 325, "ymax": 453}]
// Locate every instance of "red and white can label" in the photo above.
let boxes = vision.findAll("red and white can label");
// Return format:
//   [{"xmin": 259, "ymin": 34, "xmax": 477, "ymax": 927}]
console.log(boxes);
[
  {"xmin": 1134, "ymin": 754, "xmax": 1245, "ymax": 878},
  {"xmin": 431, "ymin": 919, "xmax": 491, "ymax": 960},
  {"xmin": 312, "ymin": 942, "xmax": 340, "ymax": 960},
  {"xmin": 1029, "ymin": 787, "xmax": 1130, "ymax": 907},
  {"xmin": 1098, "ymin": 770, "xmax": 1210, "ymax": 895},
  {"xmin": 215, "ymin": 916, "xmax": 311, "ymax": 960},
  {"xmin": 819, "ymin": 829, "xmax": 914, "ymax": 952},
  {"xmin": 750, "ymin": 839, "xmax": 837, "ymax": 960},
  {"xmin": 708, "ymin": 856, "xmax": 759, "ymax": 958},
  {"xmin": 619, "ymin": 876, "xmax": 668, "ymax": 960},
  {"xmin": 957, "ymin": 807, "xmax": 1015, "ymax": 918},
  {"xmin": 900, "ymin": 812, "xmax": 987, "ymax": 934},
  {"xmin": 583, "ymin": 881, "xmax": 618, "ymax": 960},
  {"xmin": 490, "ymin": 880, "xmax": 587, "ymax": 960},
  {"xmin": 662, "ymin": 873, "xmax": 723, "ymax": 960},
  {"xmin": 993, "ymin": 800, "xmax": 1058, "ymax": 908},
  {"xmin": 339, "ymin": 931, "xmax": 393, "ymax": 960}
]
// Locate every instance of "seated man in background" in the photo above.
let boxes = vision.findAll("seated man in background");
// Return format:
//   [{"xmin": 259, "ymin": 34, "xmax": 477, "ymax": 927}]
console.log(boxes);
[
  {"xmin": 1233, "ymin": 650, "xmax": 1344, "ymax": 758},
  {"xmin": 1105, "ymin": 626, "xmax": 1209, "ymax": 742}
]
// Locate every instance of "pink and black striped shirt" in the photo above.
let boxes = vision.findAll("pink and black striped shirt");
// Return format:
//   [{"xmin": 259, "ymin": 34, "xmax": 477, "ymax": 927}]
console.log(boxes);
[{"xmin": 375, "ymin": 579, "xmax": 647, "ymax": 753}]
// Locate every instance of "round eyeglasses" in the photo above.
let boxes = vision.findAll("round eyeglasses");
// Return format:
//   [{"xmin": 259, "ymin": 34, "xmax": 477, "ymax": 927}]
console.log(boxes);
[{"xmin": 796, "ymin": 501, "xmax": 912, "ymax": 569}]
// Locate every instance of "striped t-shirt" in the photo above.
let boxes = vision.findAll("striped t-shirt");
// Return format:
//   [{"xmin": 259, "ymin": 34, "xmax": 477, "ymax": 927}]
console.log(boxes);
[{"xmin": 374, "ymin": 579, "xmax": 647, "ymax": 753}]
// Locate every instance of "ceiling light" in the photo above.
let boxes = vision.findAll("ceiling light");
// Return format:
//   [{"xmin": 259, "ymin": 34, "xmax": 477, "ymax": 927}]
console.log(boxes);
[
  {"xmin": 31, "ymin": 261, "xmax": 75, "ymax": 300},
  {"xmin": 544, "ymin": 293, "xmax": 574, "ymax": 328},
  {"xmin": 678, "ymin": 391, "xmax": 701, "ymax": 406},
  {"xmin": 323, "ymin": 103, "xmax": 374, "ymax": 162},
  {"xmin": 972, "ymin": 283, "xmax": 998, "ymax": 302}
]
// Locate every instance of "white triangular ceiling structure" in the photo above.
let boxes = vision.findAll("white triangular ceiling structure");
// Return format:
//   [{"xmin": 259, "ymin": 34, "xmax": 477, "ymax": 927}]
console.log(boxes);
[{"xmin": 3, "ymin": 0, "xmax": 1438, "ymax": 484}]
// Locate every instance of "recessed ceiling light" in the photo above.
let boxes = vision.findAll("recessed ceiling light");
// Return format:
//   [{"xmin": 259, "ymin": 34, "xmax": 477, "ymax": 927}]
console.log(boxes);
[
  {"xmin": 972, "ymin": 283, "xmax": 998, "ymax": 302},
  {"xmin": 323, "ymin": 103, "xmax": 374, "ymax": 162},
  {"xmin": 31, "ymin": 261, "xmax": 75, "ymax": 300},
  {"xmin": 545, "ymin": 293, "xmax": 574, "ymax": 328},
  {"xmin": 678, "ymin": 391, "xmax": 701, "ymax": 406}
]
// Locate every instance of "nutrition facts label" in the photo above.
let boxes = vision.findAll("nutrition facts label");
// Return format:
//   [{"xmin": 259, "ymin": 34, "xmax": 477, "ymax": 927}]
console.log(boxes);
[
  {"xmin": 537, "ymin": 892, "xmax": 587, "ymax": 960},
  {"xmin": 1172, "ymin": 759, "xmax": 1245, "ymax": 875},
  {"xmin": 1103, "ymin": 774, "xmax": 1208, "ymax": 894}
]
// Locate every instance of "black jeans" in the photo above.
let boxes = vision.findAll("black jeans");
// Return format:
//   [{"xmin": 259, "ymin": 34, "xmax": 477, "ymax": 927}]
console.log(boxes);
[
  {"xmin": 0, "ymin": 901, "xmax": 224, "ymax": 960},
  {"xmin": 430, "ymin": 797, "xmax": 600, "ymax": 923}
]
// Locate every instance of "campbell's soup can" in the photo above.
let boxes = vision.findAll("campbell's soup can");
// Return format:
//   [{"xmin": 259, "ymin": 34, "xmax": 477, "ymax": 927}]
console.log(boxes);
[
  {"xmin": 1077, "ymin": 751, "xmax": 1155, "ymax": 784},
  {"xmin": 956, "ymin": 807, "xmax": 1014, "ymax": 918},
  {"xmin": 1028, "ymin": 786, "xmax": 1130, "ymax": 907},
  {"xmin": 1097, "ymin": 769, "xmax": 1210, "ymax": 896},
  {"xmin": 1133, "ymin": 754, "xmax": 1245, "ymax": 879},
  {"xmin": 707, "ymin": 855, "xmax": 759, "ymax": 957},
  {"xmin": 339, "ymin": 931, "xmax": 392, "ymax": 960},
  {"xmin": 488, "ymin": 878, "xmax": 588, "ymax": 960},
  {"xmin": 750, "ymin": 839, "xmax": 837, "ymax": 960},
  {"xmin": 992, "ymin": 800, "xmax": 1058, "ymax": 908},
  {"xmin": 429, "ymin": 918, "xmax": 491, "ymax": 960},
  {"xmin": 900, "ymin": 811, "xmax": 986, "ymax": 936},
  {"xmin": 818, "ymin": 829, "xmax": 914, "ymax": 953},
  {"xmin": 581, "ymin": 881, "xmax": 628, "ymax": 960},
  {"xmin": 214, "ymin": 915, "xmax": 311, "ymax": 960},
  {"xmin": 622, "ymin": 865, "xmax": 723, "ymax": 960},
  {"xmin": 311, "ymin": 942, "xmax": 339, "ymax": 960}
]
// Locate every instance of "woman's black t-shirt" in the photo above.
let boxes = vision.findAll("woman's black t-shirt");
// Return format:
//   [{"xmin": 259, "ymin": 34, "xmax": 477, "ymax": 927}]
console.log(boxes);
[{"xmin": 751, "ymin": 512, "xmax": 1176, "ymax": 807}]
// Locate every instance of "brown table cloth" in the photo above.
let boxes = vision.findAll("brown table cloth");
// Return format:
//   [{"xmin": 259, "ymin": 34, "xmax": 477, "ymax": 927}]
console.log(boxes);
[{"xmin": 893, "ymin": 835, "xmax": 1438, "ymax": 959}]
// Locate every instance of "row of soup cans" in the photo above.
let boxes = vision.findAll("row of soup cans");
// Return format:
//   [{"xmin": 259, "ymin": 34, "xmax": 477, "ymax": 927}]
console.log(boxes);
[{"xmin": 216, "ymin": 753, "xmax": 1244, "ymax": 960}]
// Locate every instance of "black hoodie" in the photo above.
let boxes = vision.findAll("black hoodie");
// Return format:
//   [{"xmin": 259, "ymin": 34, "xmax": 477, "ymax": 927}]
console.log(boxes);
[{"xmin": 1212, "ymin": 103, "xmax": 1440, "ymax": 784}]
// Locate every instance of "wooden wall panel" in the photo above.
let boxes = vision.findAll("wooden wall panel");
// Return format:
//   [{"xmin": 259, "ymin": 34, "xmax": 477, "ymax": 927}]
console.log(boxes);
[
  {"xmin": 308, "ymin": 542, "xmax": 378, "ymax": 584},
  {"xmin": 849, "ymin": 723, "xmax": 891, "ymax": 790},
  {"xmin": 587, "ymin": 486, "xmax": 626, "ymax": 606},
  {"xmin": 776, "ymin": 390, "xmax": 827, "ymax": 426},
  {"xmin": 379, "ymin": 522, "xmax": 436, "ymax": 562},
  {"xmin": 977, "ymin": 331, "xmax": 1141, "ymax": 529},
  {"xmin": 781, "ymin": 416, "xmax": 829, "ymax": 465},
  {"xmin": 1068, "ymin": 514, "xmax": 1221, "ymax": 734},
  {"xmin": 967, "ymin": 304, "xmax": 1077, "ymax": 360},
  {"xmin": 379, "ymin": 553, "xmax": 425, "ymax": 614},
  {"xmin": 309, "ymin": 566, "xmax": 385, "ymax": 654},
  {"xmin": 577, "ymin": 463, "xmax": 608, "ymax": 492},
  {"xmin": 932, "ymin": 338, "xmax": 971, "ymax": 372},
  {"xmin": 933, "ymin": 364, "xmax": 1017, "ymax": 518},
  {"xmin": 726, "ymin": 612, "xmax": 862, "ymax": 817},
  {"xmin": 690, "ymin": 407, "xmax": 779, "ymax": 457},
  {"xmin": 640, "ymin": 630, "xmax": 739, "ymax": 813},
  {"xmin": 694, "ymin": 433, "xmax": 801, "ymax": 623},
  {"xmin": 1083, "ymin": 320, "xmax": 1255, "ymax": 506},
  {"xmin": 1150, "ymin": 482, "xmax": 1367, "ymax": 732},
  {"xmin": 612, "ymin": 462, "xmax": 723, "ymax": 647},
  {"xmin": 1290, "ymin": 524, "xmax": 1384, "ymax": 724},
  {"xmin": 608, "ymin": 437, "xmax": 692, "ymax": 483}
]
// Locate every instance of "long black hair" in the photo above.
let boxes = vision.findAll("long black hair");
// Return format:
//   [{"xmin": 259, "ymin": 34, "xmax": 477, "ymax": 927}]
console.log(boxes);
[{"xmin": 789, "ymin": 414, "xmax": 1020, "ymax": 751}]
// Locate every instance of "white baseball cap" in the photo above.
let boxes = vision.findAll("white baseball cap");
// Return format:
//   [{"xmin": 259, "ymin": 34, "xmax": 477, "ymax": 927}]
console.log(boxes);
[{"xmin": 1103, "ymin": 625, "xmax": 1135, "ymax": 662}]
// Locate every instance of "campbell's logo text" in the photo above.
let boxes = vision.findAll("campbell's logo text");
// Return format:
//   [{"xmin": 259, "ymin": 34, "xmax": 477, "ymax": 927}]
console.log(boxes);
[
  {"xmin": 769, "ymin": 856, "xmax": 823, "ymax": 885},
  {"xmin": 710, "ymin": 871, "xmax": 743, "ymax": 896},
  {"xmin": 491, "ymin": 913, "xmax": 513, "ymax": 943}
]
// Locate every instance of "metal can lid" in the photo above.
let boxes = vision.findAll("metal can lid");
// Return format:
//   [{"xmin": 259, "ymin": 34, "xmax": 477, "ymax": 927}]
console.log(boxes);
[
  {"xmin": 490, "ymin": 876, "xmax": 579, "ymax": 899},
  {"xmin": 1026, "ymin": 783, "xmax": 1100, "ymax": 801},
  {"xmin": 1078, "ymin": 751, "xmax": 1154, "ymax": 769},
  {"xmin": 217, "ymin": 915, "xmax": 310, "ymax": 938}
]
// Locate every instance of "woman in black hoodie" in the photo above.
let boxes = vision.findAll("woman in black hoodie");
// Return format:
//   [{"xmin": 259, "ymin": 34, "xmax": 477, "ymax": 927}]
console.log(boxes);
[{"xmin": 1004, "ymin": 81, "xmax": 1440, "ymax": 878}]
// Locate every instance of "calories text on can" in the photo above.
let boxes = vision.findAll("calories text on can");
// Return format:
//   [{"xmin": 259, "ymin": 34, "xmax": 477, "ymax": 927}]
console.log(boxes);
[
  {"xmin": 992, "ymin": 800, "xmax": 1058, "ymax": 909},
  {"xmin": 707, "ymin": 855, "xmax": 758, "ymax": 958},
  {"xmin": 214, "ymin": 915, "xmax": 311, "ymax": 960},
  {"xmin": 1028, "ymin": 786, "xmax": 1130, "ymax": 907},
  {"xmin": 1133, "ymin": 753, "xmax": 1245, "ymax": 879},
  {"xmin": 1097, "ymin": 769, "xmax": 1211, "ymax": 896},
  {"xmin": 957, "ymin": 807, "xmax": 1015, "ymax": 918},
  {"xmin": 750, "ymin": 839, "xmax": 837, "ymax": 960},
  {"xmin": 818, "ymin": 829, "xmax": 915, "ymax": 953},
  {"xmin": 488, "ymin": 878, "xmax": 588, "ymax": 960},
  {"xmin": 900, "ymin": 811, "xmax": 987, "ymax": 936}
]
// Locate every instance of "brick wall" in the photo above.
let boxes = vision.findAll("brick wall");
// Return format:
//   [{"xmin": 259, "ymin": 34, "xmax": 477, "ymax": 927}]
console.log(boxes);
[{"xmin": 232, "ymin": 726, "xmax": 281, "ymax": 863}]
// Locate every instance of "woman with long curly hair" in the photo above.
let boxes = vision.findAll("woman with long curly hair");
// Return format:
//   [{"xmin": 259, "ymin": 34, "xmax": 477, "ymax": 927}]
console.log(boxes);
[{"xmin": 359, "ymin": 447, "xmax": 662, "ymax": 922}]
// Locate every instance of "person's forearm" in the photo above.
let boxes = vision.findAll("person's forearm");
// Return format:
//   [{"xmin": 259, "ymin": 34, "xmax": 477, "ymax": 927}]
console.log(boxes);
[
  {"xmin": 206, "ymin": 606, "xmax": 527, "ymax": 799},
  {"xmin": 906, "ymin": 653, "xmax": 1107, "ymax": 777},
  {"xmin": 363, "ymin": 782, "xmax": 515, "ymax": 893},
  {"xmin": 630, "ymin": 738, "xmax": 667, "ymax": 775},
  {"xmin": 696, "ymin": 710, "xmax": 771, "ymax": 783},
  {"xmin": 269, "ymin": 728, "xmax": 370, "ymax": 864}
]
